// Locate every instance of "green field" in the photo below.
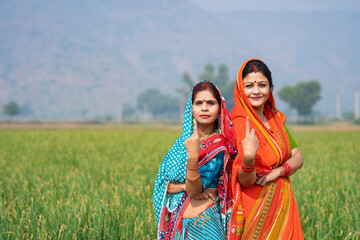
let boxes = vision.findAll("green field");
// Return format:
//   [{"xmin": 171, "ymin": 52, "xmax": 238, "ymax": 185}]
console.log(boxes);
[{"xmin": 0, "ymin": 129, "xmax": 359, "ymax": 239}]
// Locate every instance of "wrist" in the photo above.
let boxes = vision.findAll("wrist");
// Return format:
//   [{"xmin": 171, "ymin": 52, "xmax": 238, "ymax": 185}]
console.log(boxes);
[
  {"xmin": 281, "ymin": 162, "xmax": 292, "ymax": 176},
  {"xmin": 278, "ymin": 166, "xmax": 285, "ymax": 177},
  {"xmin": 187, "ymin": 155, "xmax": 198, "ymax": 162},
  {"xmin": 242, "ymin": 156, "xmax": 255, "ymax": 166},
  {"xmin": 241, "ymin": 162, "xmax": 255, "ymax": 173}
]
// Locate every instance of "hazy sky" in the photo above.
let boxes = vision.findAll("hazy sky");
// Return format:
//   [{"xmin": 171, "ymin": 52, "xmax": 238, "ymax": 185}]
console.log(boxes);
[{"xmin": 188, "ymin": 0, "xmax": 360, "ymax": 11}]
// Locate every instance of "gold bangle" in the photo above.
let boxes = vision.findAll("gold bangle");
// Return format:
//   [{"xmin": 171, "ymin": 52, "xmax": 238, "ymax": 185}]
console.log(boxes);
[
  {"xmin": 186, "ymin": 165, "xmax": 198, "ymax": 171},
  {"xmin": 186, "ymin": 175, "xmax": 200, "ymax": 182}
]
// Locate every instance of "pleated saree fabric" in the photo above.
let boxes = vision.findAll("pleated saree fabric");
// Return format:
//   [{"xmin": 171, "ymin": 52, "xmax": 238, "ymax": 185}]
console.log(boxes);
[{"xmin": 229, "ymin": 59, "xmax": 303, "ymax": 240}]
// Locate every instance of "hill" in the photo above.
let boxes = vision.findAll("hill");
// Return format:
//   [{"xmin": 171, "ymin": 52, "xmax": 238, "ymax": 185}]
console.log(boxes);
[{"xmin": 0, "ymin": 0, "xmax": 359, "ymax": 119}]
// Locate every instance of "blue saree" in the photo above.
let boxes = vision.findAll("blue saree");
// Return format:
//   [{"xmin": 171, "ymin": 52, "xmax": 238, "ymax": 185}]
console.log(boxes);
[{"xmin": 153, "ymin": 81, "xmax": 236, "ymax": 240}]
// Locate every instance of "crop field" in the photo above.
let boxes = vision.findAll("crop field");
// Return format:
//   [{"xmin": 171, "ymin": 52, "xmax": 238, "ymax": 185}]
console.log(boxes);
[{"xmin": 0, "ymin": 128, "xmax": 359, "ymax": 239}]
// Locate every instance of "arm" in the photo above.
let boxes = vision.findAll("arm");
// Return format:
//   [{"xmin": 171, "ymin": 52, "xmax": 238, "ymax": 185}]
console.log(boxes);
[
  {"xmin": 191, "ymin": 151, "xmax": 224, "ymax": 200},
  {"xmin": 282, "ymin": 147, "xmax": 303, "ymax": 176},
  {"xmin": 238, "ymin": 116, "xmax": 259, "ymax": 187},
  {"xmin": 185, "ymin": 155, "xmax": 203, "ymax": 197},
  {"xmin": 167, "ymin": 182, "xmax": 186, "ymax": 194},
  {"xmin": 168, "ymin": 140, "xmax": 224, "ymax": 197},
  {"xmin": 184, "ymin": 121, "xmax": 203, "ymax": 197},
  {"xmin": 256, "ymin": 147, "xmax": 303, "ymax": 186},
  {"xmin": 238, "ymin": 155, "xmax": 257, "ymax": 188}
]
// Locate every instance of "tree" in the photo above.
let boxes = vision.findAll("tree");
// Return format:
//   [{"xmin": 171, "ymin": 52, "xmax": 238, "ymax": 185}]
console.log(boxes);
[
  {"xmin": 198, "ymin": 63, "xmax": 215, "ymax": 83},
  {"xmin": 214, "ymin": 64, "xmax": 229, "ymax": 90},
  {"xmin": 222, "ymin": 81, "xmax": 235, "ymax": 111},
  {"xmin": 137, "ymin": 89, "xmax": 180, "ymax": 119},
  {"xmin": 343, "ymin": 111, "xmax": 355, "ymax": 121},
  {"xmin": 176, "ymin": 72, "xmax": 195, "ymax": 99},
  {"xmin": 278, "ymin": 80, "xmax": 321, "ymax": 118},
  {"xmin": 3, "ymin": 101, "xmax": 21, "ymax": 121},
  {"xmin": 122, "ymin": 103, "xmax": 135, "ymax": 121},
  {"xmin": 178, "ymin": 63, "xmax": 235, "ymax": 111}
]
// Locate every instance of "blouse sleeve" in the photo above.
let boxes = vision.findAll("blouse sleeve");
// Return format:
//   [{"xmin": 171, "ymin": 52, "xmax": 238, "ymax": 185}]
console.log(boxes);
[
  {"xmin": 284, "ymin": 123, "xmax": 298, "ymax": 149},
  {"xmin": 198, "ymin": 151, "xmax": 225, "ymax": 190}
]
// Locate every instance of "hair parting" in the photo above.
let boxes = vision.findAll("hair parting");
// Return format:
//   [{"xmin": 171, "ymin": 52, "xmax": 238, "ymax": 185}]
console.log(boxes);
[{"xmin": 251, "ymin": 63, "xmax": 257, "ymax": 73}]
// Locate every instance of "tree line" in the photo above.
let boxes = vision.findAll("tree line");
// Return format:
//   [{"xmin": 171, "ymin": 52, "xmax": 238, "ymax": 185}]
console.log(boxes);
[
  {"xmin": 1, "ymin": 101, "xmax": 33, "ymax": 121},
  {"xmin": 123, "ymin": 63, "xmax": 323, "ymax": 122},
  {"xmin": 4, "ymin": 63, "xmax": 344, "ymax": 123}
]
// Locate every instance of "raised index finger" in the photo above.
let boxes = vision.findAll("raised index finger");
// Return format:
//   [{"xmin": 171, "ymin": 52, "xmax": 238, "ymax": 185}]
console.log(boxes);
[
  {"xmin": 246, "ymin": 116, "xmax": 250, "ymax": 136},
  {"xmin": 193, "ymin": 119, "xmax": 198, "ymax": 134}
]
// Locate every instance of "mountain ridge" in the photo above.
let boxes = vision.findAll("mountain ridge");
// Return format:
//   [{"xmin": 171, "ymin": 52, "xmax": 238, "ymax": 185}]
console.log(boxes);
[{"xmin": 0, "ymin": 1, "xmax": 359, "ymax": 119}]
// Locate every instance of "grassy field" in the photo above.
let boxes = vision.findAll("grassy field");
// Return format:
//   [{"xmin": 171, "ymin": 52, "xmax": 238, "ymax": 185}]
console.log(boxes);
[{"xmin": 0, "ymin": 129, "xmax": 359, "ymax": 239}]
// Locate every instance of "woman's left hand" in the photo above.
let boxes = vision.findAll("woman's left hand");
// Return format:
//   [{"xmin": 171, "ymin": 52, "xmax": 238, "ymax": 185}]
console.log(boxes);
[{"xmin": 255, "ymin": 167, "xmax": 283, "ymax": 186}]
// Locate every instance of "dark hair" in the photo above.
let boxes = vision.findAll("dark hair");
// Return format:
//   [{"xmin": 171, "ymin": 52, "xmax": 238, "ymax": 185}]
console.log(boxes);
[
  {"xmin": 192, "ymin": 81, "xmax": 221, "ymax": 106},
  {"xmin": 191, "ymin": 81, "xmax": 221, "ymax": 130},
  {"xmin": 242, "ymin": 60, "xmax": 273, "ymax": 90}
]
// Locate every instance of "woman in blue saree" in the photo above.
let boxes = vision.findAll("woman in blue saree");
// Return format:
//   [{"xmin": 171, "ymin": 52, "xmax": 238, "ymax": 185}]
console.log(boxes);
[{"xmin": 153, "ymin": 81, "xmax": 236, "ymax": 239}]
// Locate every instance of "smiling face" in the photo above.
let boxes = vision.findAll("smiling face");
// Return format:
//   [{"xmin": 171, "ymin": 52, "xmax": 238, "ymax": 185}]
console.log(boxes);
[
  {"xmin": 192, "ymin": 90, "xmax": 220, "ymax": 128},
  {"xmin": 243, "ymin": 72, "xmax": 271, "ymax": 113}
]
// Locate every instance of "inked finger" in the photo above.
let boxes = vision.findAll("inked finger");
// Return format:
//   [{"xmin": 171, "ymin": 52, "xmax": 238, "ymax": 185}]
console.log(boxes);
[
  {"xmin": 246, "ymin": 116, "xmax": 250, "ymax": 136},
  {"xmin": 193, "ymin": 119, "xmax": 198, "ymax": 133}
]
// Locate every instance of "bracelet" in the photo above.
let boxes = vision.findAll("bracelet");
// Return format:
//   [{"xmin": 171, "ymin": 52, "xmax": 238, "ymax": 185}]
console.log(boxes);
[
  {"xmin": 186, "ymin": 165, "xmax": 198, "ymax": 171},
  {"xmin": 241, "ymin": 163, "xmax": 255, "ymax": 173},
  {"xmin": 282, "ymin": 162, "xmax": 292, "ymax": 176},
  {"xmin": 186, "ymin": 175, "xmax": 200, "ymax": 182}
]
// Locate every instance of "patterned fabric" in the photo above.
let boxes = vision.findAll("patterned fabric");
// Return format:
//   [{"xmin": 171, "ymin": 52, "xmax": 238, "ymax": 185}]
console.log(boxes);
[
  {"xmin": 174, "ymin": 198, "xmax": 225, "ymax": 240},
  {"xmin": 200, "ymin": 151, "xmax": 224, "ymax": 189},
  {"xmin": 153, "ymin": 81, "xmax": 236, "ymax": 240},
  {"xmin": 229, "ymin": 58, "xmax": 303, "ymax": 239}
]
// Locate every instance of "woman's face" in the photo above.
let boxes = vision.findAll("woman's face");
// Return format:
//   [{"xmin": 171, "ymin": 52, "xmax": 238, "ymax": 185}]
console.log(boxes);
[
  {"xmin": 243, "ymin": 72, "xmax": 271, "ymax": 112},
  {"xmin": 192, "ymin": 90, "xmax": 220, "ymax": 127}
]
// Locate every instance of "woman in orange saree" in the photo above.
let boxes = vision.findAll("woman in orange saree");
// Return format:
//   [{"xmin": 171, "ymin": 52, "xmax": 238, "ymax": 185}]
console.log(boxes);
[{"xmin": 229, "ymin": 58, "xmax": 304, "ymax": 239}]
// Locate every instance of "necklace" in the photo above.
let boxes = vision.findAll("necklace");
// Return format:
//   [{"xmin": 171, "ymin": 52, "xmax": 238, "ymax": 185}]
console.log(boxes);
[{"xmin": 200, "ymin": 132, "xmax": 216, "ymax": 142}]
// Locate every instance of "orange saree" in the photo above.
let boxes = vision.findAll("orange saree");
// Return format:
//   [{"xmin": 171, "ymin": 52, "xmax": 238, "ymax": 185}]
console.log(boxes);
[{"xmin": 229, "ymin": 58, "xmax": 303, "ymax": 240}]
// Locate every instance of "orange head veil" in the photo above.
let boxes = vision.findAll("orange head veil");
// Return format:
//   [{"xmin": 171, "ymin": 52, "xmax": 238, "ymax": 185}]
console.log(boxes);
[{"xmin": 228, "ymin": 58, "xmax": 292, "ymax": 238}]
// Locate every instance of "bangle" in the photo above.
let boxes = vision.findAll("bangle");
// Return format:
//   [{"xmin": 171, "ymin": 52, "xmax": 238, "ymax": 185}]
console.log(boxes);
[
  {"xmin": 186, "ymin": 175, "xmax": 200, "ymax": 182},
  {"xmin": 186, "ymin": 165, "xmax": 198, "ymax": 171},
  {"xmin": 282, "ymin": 162, "xmax": 292, "ymax": 176},
  {"xmin": 241, "ymin": 163, "xmax": 255, "ymax": 173}
]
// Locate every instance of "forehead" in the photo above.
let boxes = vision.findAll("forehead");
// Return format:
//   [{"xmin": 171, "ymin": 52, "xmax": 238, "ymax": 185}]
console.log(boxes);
[
  {"xmin": 243, "ymin": 72, "xmax": 269, "ymax": 83},
  {"xmin": 193, "ymin": 90, "xmax": 217, "ymax": 100}
]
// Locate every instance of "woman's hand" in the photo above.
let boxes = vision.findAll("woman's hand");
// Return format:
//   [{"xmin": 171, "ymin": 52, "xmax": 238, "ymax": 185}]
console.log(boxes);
[
  {"xmin": 167, "ymin": 182, "xmax": 186, "ymax": 194},
  {"xmin": 255, "ymin": 148, "xmax": 304, "ymax": 186},
  {"xmin": 192, "ymin": 188, "xmax": 217, "ymax": 201},
  {"xmin": 255, "ymin": 167, "xmax": 284, "ymax": 186},
  {"xmin": 184, "ymin": 120, "xmax": 200, "ymax": 160},
  {"xmin": 242, "ymin": 116, "xmax": 259, "ymax": 164},
  {"xmin": 237, "ymin": 116, "xmax": 258, "ymax": 187}
]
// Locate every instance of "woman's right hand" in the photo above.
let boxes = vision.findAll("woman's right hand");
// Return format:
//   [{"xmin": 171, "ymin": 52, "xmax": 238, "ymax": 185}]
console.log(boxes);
[
  {"xmin": 184, "ymin": 120, "xmax": 200, "ymax": 160},
  {"xmin": 192, "ymin": 188, "xmax": 217, "ymax": 201},
  {"xmin": 242, "ymin": 116, "xmax": 259, "ymax": 164}
]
